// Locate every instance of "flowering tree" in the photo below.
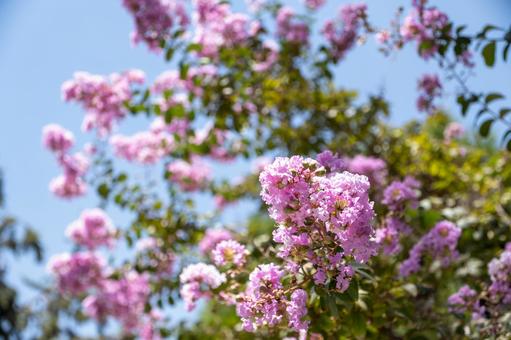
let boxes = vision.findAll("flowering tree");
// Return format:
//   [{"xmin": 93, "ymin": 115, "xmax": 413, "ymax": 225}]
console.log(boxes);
[{"xmin": 35, "ymin": 0, "xmax": 511, "ymax": 338}]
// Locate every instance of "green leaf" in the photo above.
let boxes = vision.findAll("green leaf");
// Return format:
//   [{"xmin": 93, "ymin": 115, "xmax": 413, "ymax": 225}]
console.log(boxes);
[
  {"xmin": 97, "ymin": 183, "xmax": 110, "ymax": 199},
  {"xmin": 346, "ymin": 278, "xmax": 359, "ymax": 301},
  {"xmin": 504, "ymin": 43, "xmax": 510, "ymax": 62},
  {"xmin": 479, "ymin": 119, "xmax": 494, "ymax": 137},
  {"xmin": 482, "ymin": 41, "xmax": 496, "ymax": 67},
  {"xmin": 500, "ymin": 108, "xmax": 511, "ymax": 118},
  {"xmin": 351, "ymin": 309, "xmax": 367, "ymax": 337},
  {"xmin": 485, "ymin": 92, "xmax": 504, "ymax": 104},
  {"xmin": 165, "ymin": 47, "xmax": 175, "ymax": 61}
]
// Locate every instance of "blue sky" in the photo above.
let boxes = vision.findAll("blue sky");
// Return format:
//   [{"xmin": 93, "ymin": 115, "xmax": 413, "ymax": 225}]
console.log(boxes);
[{"xmin": 0, "ymin": 0, "xmax": 509, "ymax": 328}]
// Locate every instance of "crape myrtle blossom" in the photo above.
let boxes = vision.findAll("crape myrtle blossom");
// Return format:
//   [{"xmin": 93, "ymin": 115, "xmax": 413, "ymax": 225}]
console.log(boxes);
[
  {"xmin": 347, "ymin": 155, "xmax": 387, "ymax": 188},
  {"xmin": 322, "ymin": 3, "xmax": 367, "ymax": 61},
  {"xmin": 276, "ymin": 7, "xmax": 309, "ymax": 44},
  {"xmin": 448, "ymin": 285, "xmax": 485, "ymax": 320},
  {"xmin": 83, "ymin": 271, "xmax": 151, "ymax": 331},
  {"xmin": 236, "ymin": 264, "xmax": 309, "ymax": 332},
  {"xmin": 48, "ymin": 252, "xmax": 107, "ymax": 295},
  {"xmin": 252, "ymin": 40, "xmax": 279, "ymax": 72},
  {"xmin": 375, "ymin": 217, "xmax": 411, "ymax": 256},
  {"xmin": 304, "ymin": 0, "xmax": 326, "ymax": 10},
  {"xmin": 110, "ymin": 122, "xmax": 176, "ymax": 165},
  {"xmin": 192, "ymin": 0, "xmax": 260, "ymax": 58},
  {"xmin": 61, "ymin": 70, "xmax": 145, "ymax": 136},
  {"xmin": 382, "ymin": 177, "xmax": 420, "ymax": 211},
  {"xmin": 212, "ymin": 240, "xmax": 248, "ymax": 267},
  {"xmin": 260, "ymin": 155, "xmax": 376, "ymax": 292},
  {"xmin": 400, "ymin": 2, "xmax": 450, "ymax": 59},
  {"xmin": 167, "ymin": 156, "xmax": 212, "ymax": 191},
  {"xmin": 488, "ymin": 245, "xmax": 511, "ymax": 304},
  {"xmin": 135, "ymin": 237, "xmax": 176, "ymax": 278},
  {"xmin": 65, "ymin": 208, "xmax": 117, "ymax": 249},
  {"xmin": 43, "ymin": 123, "xmax": 90, "ymax": 199},
  {"xmin": 152, "ymin": 64, "xmax": 218, "ymax": 98},
  {"xmin": 122, "ymin": 0, "xmax": 189, "ymax": 51},
  {"xmin": 199, "ymin": 228, "xmax": 233, "ymax": 255},
  {"xmin": 400, "ymin": 220, "xmax": 461, "ymax": 277},
  {"xmin": 316, "ymin": 150, "xmax": 347, "ymax": 173},
  {"xmin": 42, "ymin": 124, "xmax": 75, "ymax": 154},
  {"xmin": 416, "ymin": 73, "xmax": 442, "ymax": 114},
  {"xmin": 179, "ymin": 263, "xmax": 226, "ymax": 311},
  {"xmin": 444, "ymin": 122, "xmax": 465, "ymax": 143}
]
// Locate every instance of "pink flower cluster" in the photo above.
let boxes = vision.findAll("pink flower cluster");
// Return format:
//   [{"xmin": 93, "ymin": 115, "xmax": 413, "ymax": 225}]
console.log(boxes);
[
  {"xmin": 153, "ymin": 64, "xmax": 218, "ymax": 99},
  {"xmin": 400, "ymin": 220, "xmax": 461, "ymax": 277},
  {"xmin": 110, "ymin": 121, "xmax": 176, "ymax": 164},
  {"xmin": 375, "ymin": 217, "xmax": 410, "ymax": 255},
  {"xmin": 416, "ymin": 73, "xmax": 442, "ymax": 114},
  {"xmin": 448, "ymin": 285, "xmax": 484, "ymax": 319},
  {"xmin": 488, "ymin": 246, "xmax": 511, "ymax": 304},
  {"xmin": 122, "ymin": 0, "xmax": 189, "ymax": 51},
  {"xmin": 136, "ymin": 237, "xmax": 176, "ymax": 278},
  {"xmin": 444, "ymin": 122, "xmax": 465, "ymax": 143},
  {"xmin": 43, "ymin": 124, "xmax": 89, "ymax": 199},
  {"xmin": 83, "ymin": 271, "xmax": 151, "ymax": 330},
  {"xmin": 382, "ymin": 177, "xmax": 420, "ymax": 211},
  {"xmin": 179, "ymin": 263, "xmax": 226, "ymax": 311},
  {"xmin": 400, "ymin": 2, "xmax": 450, "ymax": 59},
  {"xmin": 322, "ymin": 3, "xmax": 367, "ymax": 61},
  {"xmin": 48, "ymin": 252, "xmax": 106, "ymax": 295},
  {"xmin": 61, "ymin": 70, "xmax": 145, "ymax": 135},
  {"xmin": 192, "ymin": 0, "xmax": 260, "ymax": 58},
  {"xmin": 304, "ymin": 0, "xmax": 326, "ymax": 10},
  {"xmin": 260, "ymin": 154, "xmax": 375, "ymax": 291},
  {"xmin": 253, "ymin": 40, "xmax": 279, "ymax": 72},
  {"xmin": 199, "ymin": 228, "xmax": 233, "ymax": 254},
  {"xmin": 167, "ymin": 156, "xmax": 212, "ymax": 192},
  {"xmin": 65, "ymin": 208, "xmax": 116, "ymax": 249},
  {"xmin": 42, "ymin": 124, "xmax": 74, "ymax": 153},
  {"xmin": 347, "ymin": 155, "xmax": 387, "ymax": 188},
  {"xmin": 276, "ymin": 7, "xmax": 309, "ymax": 44},
  {"xmin": 212, "ymin": 239, "xmax": 248, "ymax": 267},
  {"xmin": 236, "ymin": 264, "xmax": 309, "ymax": 332}
]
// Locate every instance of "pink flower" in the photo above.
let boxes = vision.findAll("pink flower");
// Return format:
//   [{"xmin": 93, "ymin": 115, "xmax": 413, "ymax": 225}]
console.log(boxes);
[
  {"xmin": 276, "ymin": 7, "xmax": 309, "ymax": 44},
  {"xmin": 49, "ymin": 174, "xmax": 87, "ymax": 199},
  {"xmin": 123, "ymin": 0, "xmax": 189, "ymax": 51},
  {"xmin": 42, "ymin": 124, "xmax": 74, "ymax": 153},
  {"xmin": 48, "ymin": 252, "xmax": 106, "ymax": 295},
  {"xmin": 347, "ymin": 155, "xmax": 387, "ymax": 188},
  {"xmin": 382, "ymin": 177, "xmax": 420, "ymax": 211},
  {"xmin": 179, "ymin": 263, "xmax": 226, "ymax": 311},
  {"xmin": 62, "ymin": 70, "xmax": 145, "ymax": 135},
  {"xmin": 253, "ymin": 40, "xmax": 279, "ymax": 72},
  {"xmin": 416, "ymin": 74, "xmax": 442, "ymax": 114},
  {"xmin": 286, "ymin": 289, "xmax": 309, "ymax": 331},
  {"xmin": 110, "ymin": 127, "xmax": 175, "ymax": 165},
  {"xmin": 167, "ymin": 156, "xmax": 212, "ymax": 192},
  {"xmin": 199, "ymin": 228, "xmax": 233, "ymax": 255},
  {"xmin": 212, "ymin": 240, "xmax": 248, "ymax": 267},
  {"xmin": 84, "ymin": 271, "xmax": 151, "ymax": 330},
  {"xmin": 448, "ymin": 285, "xmax": 484, "ymax": 319},
  {"xmin": 400, "ymin": 220, "xmax": 461, "ymax": 277},
  {"xmin": 65, "ymin": 208, "xmax": 116, "ymax": 249},
  {"xmin": 322, "ymin": 3, "xmax": 367, "ymax": 61},
  {"xmin": 444, "ymin": 122, "xmax": 465, "ymax": 143},
  {"xmin": 304, "ymin": 0, "xmax": 325, "ymax": 10},
  {"xmin": 400, "ymin": 5, "xmax": 450, "ymax": 59},
  {"xmin": 488, "ymin": 248, "xmax": 511, "ymax": 304}
]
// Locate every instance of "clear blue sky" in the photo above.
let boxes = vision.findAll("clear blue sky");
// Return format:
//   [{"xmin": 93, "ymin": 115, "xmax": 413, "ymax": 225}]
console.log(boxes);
[{"xmin": 0, "ymin": 0, "xmax": 509, "ymax": 321}]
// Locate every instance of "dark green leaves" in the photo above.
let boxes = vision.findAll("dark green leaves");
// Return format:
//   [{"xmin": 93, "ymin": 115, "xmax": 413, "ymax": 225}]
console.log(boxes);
[
  {"xmin": 482, "ymin": 41, "xmax": 496, "ymax": 67},
  {"xmin": 479, "ymin": 119, "xmax": 494, "ymax": 138}
]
